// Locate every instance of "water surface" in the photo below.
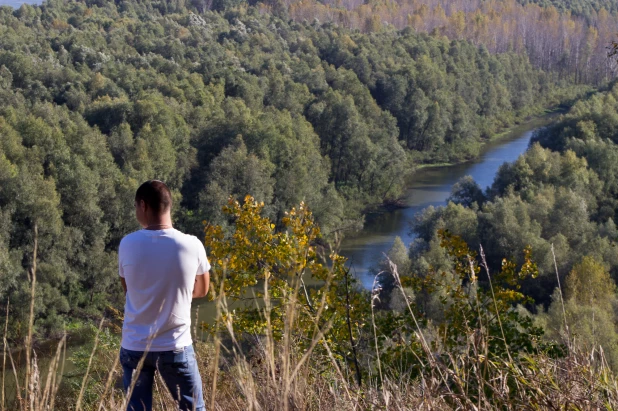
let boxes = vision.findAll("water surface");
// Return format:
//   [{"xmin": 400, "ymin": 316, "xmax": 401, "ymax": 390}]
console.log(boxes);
[{"xmin": 339, "ymin": 116, "xmax": 555, "ymax": 289}]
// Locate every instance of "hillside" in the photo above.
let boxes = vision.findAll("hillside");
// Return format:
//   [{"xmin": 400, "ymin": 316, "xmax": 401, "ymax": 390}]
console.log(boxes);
[
  {"xmin": 2, "ymin": 0, "xmax": 618, "ymax": 408},
  {"xmin": 0, "ymin": 0, "xmax": 591, "ymax": 337}
]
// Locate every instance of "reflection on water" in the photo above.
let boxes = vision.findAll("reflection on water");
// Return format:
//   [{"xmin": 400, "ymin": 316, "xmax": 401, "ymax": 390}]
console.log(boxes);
[{"xmin": 340, "ymin": 116, "xmax": 555, "ymax": 289}]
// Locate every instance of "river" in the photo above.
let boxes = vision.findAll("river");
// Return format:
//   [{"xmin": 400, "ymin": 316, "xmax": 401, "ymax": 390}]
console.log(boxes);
[{"xmin": 337, "ymin": 114, "xmax": 556, "ymax": 290}]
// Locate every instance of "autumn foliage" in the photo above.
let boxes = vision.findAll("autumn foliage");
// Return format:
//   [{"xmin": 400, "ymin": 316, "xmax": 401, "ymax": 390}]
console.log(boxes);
[
  {"xmin": 281, "ymin": 0, "xmax": 617, "ymax": 85},
  {"xmin": 200, "ymin": 196, "xmax": 563, "ymax": 393},
  {"xmin": 204, "ymin": 196, "xmax": 369, "ymax": 365}
]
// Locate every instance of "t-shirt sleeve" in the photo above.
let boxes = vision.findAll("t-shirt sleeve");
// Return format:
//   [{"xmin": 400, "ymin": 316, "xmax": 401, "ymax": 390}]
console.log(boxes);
[
  {"xmin": 118, "ymin": 239, "xmax": 125, "ymax": 278},
  {"xmin": 196, "ymin": 238, "xmax": 211, "ymax": 275}
]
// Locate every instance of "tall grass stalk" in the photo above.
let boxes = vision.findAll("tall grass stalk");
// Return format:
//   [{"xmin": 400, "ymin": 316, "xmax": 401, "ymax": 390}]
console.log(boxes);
[
  {"xmin": 42, "ymin": 334, "xmax": 65, "ymax": 410},
  {"xmin": 479, "ymin": 245, "xmax": 513, "ymax": 363},
  {"xmin": 120, "ymin": 300, "xmax": 167, "ymax": 411},
  {"xmin": 6, "ymin": 342, "xmax": 21, "ymax": 408},
  {"xmin": 7, "ymin": 229, "xmax": 618, "ymax": 410},
  {"xmin": 25, "ymin": 224, "xmax": 37, "ymax": 409},
  {"xmin": 75, "ymin": 318, "xmax": 105, "ymax": 411},
  {"xmin": 385, "ymin": 254, "xmax": 450, "ymax": 392},
  {"xmin": 47, "ymin": 330, "xmax": 67, "ymax": 411},
  {"xmin": 209, "ymin": 277, "xmax": 223, "ymax": 411},
  {"xmin": 95, "ymin": 352, "xmax": 119, "ymax": 411},
  {"xmin": 551, "ymin": 243, "xmax": 571, "ymax": 346},
  {"xmin": 370, "ymin": 272, "xmax": 384, "ymax": 387},
  {"xmin": 467, "ymin": 252, "xmax": 488, "ymax": 410},
  {"xmin": 2, "ymin": 299, "xmax": 9, "ymax": 411}
]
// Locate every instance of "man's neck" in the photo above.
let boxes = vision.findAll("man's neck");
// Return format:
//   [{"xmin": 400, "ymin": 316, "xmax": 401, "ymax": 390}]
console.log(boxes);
[
  {"xmin": 144, "ymin": 215, "xmax": 173, "ymax": 230},
  {"xmin": 145, "ymin": 223, "xmax": 173, "ymax": 230}
]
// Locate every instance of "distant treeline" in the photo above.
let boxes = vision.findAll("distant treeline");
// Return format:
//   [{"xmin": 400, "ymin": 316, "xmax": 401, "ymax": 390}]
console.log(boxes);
[
  {"xmin": 271, "ymin": 0, "xmax": 618, "ymax": 85},
  {"xmin": 518, "ymin": 0, "xmax": 618, "ymax": 16}
]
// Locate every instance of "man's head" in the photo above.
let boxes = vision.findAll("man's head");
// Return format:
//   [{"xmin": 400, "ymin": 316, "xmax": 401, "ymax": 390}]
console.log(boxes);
[{"xmin": 135, "ymin": 180, "xmax": 172, "ymax": 228}]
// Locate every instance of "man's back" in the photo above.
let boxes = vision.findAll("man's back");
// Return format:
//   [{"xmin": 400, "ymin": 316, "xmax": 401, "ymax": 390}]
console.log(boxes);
[
  {"xmin": 119, "ymin": 228, "xmax": 210, "ymax": 351},
  {"xmin": 119, "ymin": 180, "xmax": 208, "ymax": 411}
]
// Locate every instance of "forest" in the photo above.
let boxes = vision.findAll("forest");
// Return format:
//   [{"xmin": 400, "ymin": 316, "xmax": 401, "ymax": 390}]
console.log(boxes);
[
  {"xmin": 0, "ymin": 0, "xmax": 595, "ymax": 339},
  {"xmin": 406, "ymin": 84, "xmax": 618, "ymax": 366},
  {"xmin": 3, "ymin": 0, "xmax": 618, "ymax": 408},
  {"xmin": 283, "ymin": 0, "xmax": 618, "ymax": 83}
]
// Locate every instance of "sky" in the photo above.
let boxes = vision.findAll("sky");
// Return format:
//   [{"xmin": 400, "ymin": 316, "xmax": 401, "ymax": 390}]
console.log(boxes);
[{"xmin": 0, "ymin": 0, "xmax": 40, "ymax": 6}]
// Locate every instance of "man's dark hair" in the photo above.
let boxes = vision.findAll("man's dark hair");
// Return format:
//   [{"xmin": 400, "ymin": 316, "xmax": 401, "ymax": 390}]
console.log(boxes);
[{"xmin": 135, "ymin": 180, "xmax": 172, "ymax": 214}]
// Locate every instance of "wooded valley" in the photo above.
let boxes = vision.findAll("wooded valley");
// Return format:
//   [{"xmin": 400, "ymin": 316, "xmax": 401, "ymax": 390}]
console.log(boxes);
[{"xmin": 2, "ymin": 0, "xmax": 618, "ymax": 408}]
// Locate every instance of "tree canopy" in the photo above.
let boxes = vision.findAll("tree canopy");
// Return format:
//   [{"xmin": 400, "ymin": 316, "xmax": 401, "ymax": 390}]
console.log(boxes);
[
  {"xmin": 406, "ymin": 85, "xmax": 618, "ymax": 366},
  {"xmin": 0, "ymin": 0, "xmax": 594, "ymax": 338}
]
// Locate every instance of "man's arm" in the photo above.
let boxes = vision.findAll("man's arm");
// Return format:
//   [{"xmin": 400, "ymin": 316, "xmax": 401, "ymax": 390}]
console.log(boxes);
[
  {"xmin": 193, "ymin": 272, "xmax": 210, "ymax": 299},
  {"xmin": 119, "ymin": 237, "xmax": 127, "ymax": 296}
]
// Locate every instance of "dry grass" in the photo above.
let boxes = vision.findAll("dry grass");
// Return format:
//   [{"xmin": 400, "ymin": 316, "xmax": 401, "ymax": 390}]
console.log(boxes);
[
  {"xmin": 8, "ymin": 334, "xmax": 618, "ymax": 410},
  {"xmin": 5, "ymin": 228, "xmax": 618, "ymax": 410}
]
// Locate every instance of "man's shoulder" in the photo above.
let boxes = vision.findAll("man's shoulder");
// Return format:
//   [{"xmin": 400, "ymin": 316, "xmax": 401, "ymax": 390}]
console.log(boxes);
[
  {"xmin": 119, "ymin": 230, "xmax": 145, "ymax": 248},
  {"xmin": 174, "ymin": 230, "xmax": 203, "ymax": 248}
]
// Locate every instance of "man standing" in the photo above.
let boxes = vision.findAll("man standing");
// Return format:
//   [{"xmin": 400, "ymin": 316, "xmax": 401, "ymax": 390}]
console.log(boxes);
[{"xmin": 119, "ymin": 180, "xmax": 209, "ymax": 411}]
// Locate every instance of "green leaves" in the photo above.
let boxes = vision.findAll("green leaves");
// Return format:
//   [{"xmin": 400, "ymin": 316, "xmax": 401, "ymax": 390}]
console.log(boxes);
[{"xmin": 412, "ymin": 229, "xmax": 545, "ymax": 358}]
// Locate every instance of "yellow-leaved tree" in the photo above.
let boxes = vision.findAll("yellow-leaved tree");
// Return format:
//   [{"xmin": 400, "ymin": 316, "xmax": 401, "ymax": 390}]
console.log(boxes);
[
  {"xmin": 203, "ymin": 196, "xmax": 369, "ymax": 384},
  {"xmin": 543, "ymin": 256, "xmax": 618, "ymax": 368}
]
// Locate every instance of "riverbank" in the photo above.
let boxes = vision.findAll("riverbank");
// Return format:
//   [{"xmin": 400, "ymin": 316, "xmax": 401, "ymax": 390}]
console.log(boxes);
[
  {"xmin": 341, "ymin": 112, "xmax": 559, "ymax": 288},
  {"xmin": 382, "ymin": 108, "xmax": 565, "ymax": 211},
  {"xmin": 487, "ymin": 106, "xmax": 568, "ymax": 142}
]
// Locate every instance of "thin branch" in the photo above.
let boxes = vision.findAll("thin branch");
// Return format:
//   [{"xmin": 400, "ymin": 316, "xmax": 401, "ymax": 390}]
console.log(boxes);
[
  {"xmin": 479, "ymin": 245, "xmax": 513, "ymax": 363},
  {"xmin": 551, "ymin": 244, "xmax": 570, "ymax": 348},
  {"xmin": 2, "ymin": 298, "xmax": 8, "ymax": 411}
]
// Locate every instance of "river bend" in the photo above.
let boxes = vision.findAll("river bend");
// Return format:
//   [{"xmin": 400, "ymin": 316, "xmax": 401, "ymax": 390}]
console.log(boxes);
[{"xmin": 339, "ymin": 115, "xmax": 555, "ymax": 289}]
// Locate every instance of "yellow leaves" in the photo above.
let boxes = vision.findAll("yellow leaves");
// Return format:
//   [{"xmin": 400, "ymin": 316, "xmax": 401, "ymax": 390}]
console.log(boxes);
[
  {"xmin": 520, "ymin": 245, "xmax": 538, "ymax": 279},
  {"xmin": 51, "ymin": 19, "xmax": 70, "ymax": 30},
  {"xmin": 495, "ymin": 289, "xmax": 525, "ymax": 304},
  {"xmin": 205, "ymin": 195, "xmax": 325, "ymax": 293},
  {"xmin": 201, "ymin": 195, "xmax": 368, "ymax": 356}
]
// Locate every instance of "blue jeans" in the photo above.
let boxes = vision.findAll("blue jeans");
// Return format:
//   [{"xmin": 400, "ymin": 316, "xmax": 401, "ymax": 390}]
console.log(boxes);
[{"xmin": 120, "ymin": 345, "xmax": 205, "ymax": 411}]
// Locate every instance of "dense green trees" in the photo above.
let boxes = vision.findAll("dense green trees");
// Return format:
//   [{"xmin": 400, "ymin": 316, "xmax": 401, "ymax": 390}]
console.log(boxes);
[
  {"xmin": 540, "ymin": 256, "xmax": 618, "ymax": 367},
  {"xmin": 411, "ymin": 142, "xmax": 617, "ymax": 306},
  {"xmin": 0, "ymin": 0, "xmax": 588, "ymax": 339},
  {"xmin": 400, "ymin": 85, "xmax": 618, "ymax": 365},
  {"xmin": 534, "ymin": 86, "xmax": 618, "ymax": 221}
]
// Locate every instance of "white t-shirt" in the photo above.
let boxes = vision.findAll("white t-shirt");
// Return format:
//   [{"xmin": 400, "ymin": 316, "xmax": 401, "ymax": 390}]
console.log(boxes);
[{"xmin": 118, "ymin": 228, "xmax": 210, "ymax": 351}]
